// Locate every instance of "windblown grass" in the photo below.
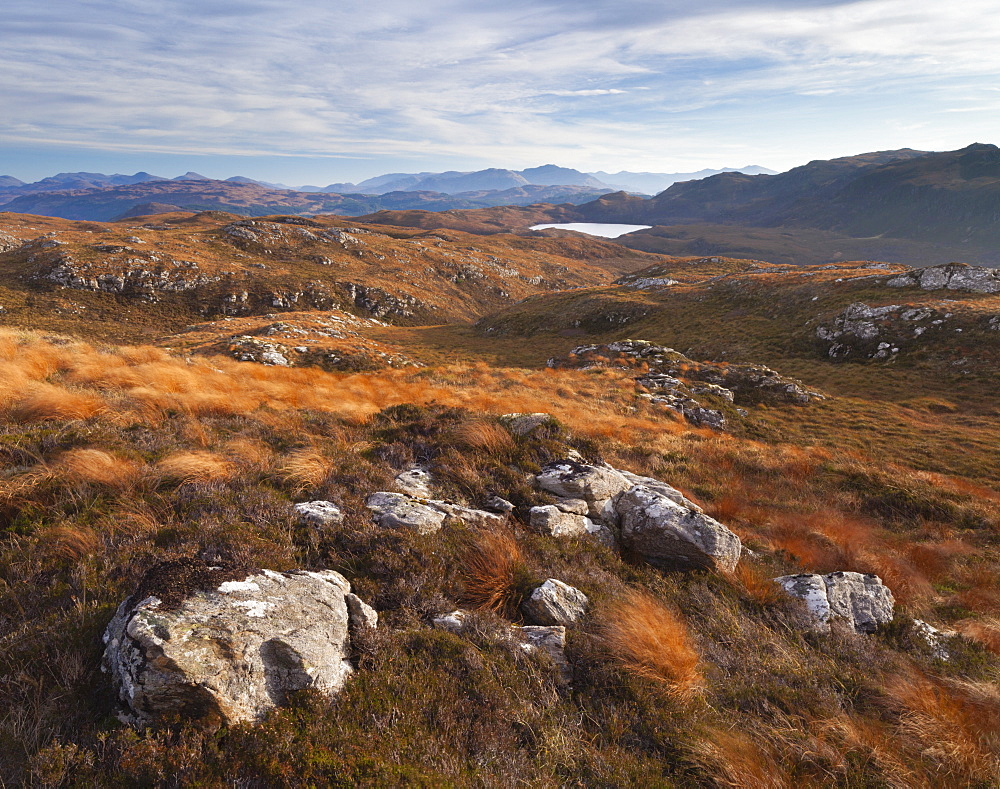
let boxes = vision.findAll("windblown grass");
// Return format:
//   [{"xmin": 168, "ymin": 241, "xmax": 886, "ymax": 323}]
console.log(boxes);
[{"xmin": 601, "ymin": 589, "xmax": 703, "ymax": 699}]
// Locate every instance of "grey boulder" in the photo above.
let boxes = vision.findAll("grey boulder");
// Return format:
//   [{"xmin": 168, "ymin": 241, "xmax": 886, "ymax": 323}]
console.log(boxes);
[
  {"xmin": 293, "ymin": 500, "xmax": 344, "ymax": 527},
  {"xmin": 366, "ymin": 491, "xmax": 504, "ymax": 534},
  {"xmin": 529, "ymin": 505, "xmax": 593, "ymax": 537},
  {"xmin": 366, "ymin": 492, "xmax": 447, "ymax": 534},
  {"xmin": 102, "ymin": 567, "xmax": 367, "ymax": 728},
  {"xmin": 774, "ymin": 571, "xmax": 895, "ymax": 634},
  {"xmin": 616, "ymin": 485, "xmax": 741, "ymax": 572},
  {"xmin": 536, "ymin": 461, "xmax": 632, "ymax": 517},
  {"xmin": 521, "ymin": 579, "xmax": 588, "ymax": 626}
]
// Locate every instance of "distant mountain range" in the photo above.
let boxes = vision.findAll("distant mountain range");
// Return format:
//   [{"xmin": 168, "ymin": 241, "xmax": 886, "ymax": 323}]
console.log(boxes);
[
  {"xmin": 0, "ymin": 180, "xmax": 619, "ymax": 222},
  {"xmin": 302, "ymin": 164, "xmax": 776, "ymax": 195},
  {"xmin": 0, "ymin": 163, "xmax": 773, "ymax": 221}
]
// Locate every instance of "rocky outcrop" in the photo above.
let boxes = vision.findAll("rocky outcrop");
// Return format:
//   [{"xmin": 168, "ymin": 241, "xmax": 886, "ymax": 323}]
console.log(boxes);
[
  {"xmin": 366, "ymin": 491, "xmax": 505, "ymax": 534},
  {"xmin": 102, "ymin": 563, "xmax": 371, "ymax": 728},
  {"xmin": 885, "ymin": 263, "xmax": 1000, "ymax": 294},
  {"xmin": 531, "ymin": 459, "xmax": 730, "ymax": 563},
  {"xmin": 0, "ymin": 231, "xmax": 20, "ymax": 252},
  {"xmin": 521, "ymin": 579, "xmax": 588, "ymax": 626},
  {"xmin": 550, "ymin": 341, "xmax": 821, "ymax": 415},
  {"xmin": 617, "ymin": 486, "xmax": 742, "ymax": 572},
  {"xmin": 774, "ymin": 571, "xmax": 894, "ymax": 633},
  {"xmin": 816, "ymin": 302, "xmax": 947, "ymax": 360},
  {"xmin": 231, "ymin": 336, "xmax": 290, "ymax": 366}
]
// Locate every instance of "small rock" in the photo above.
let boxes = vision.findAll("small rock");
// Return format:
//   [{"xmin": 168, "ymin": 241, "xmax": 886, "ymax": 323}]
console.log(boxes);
[
  {"xmin": 345, "ymin": 592, "xmax": 378, "ymax": 630},
  {"xmin": 912, "ymin": 619, "xmax": 957, "ymax": 660},
  {"xmin": 394, "ymin": 467, "xmax": 433, "ymax": 497},
  {"xmin": 366, "ymin": 492, "xmax": 447, "ymax": 535},
  {"xmin": 516, "ymin": 625, "xmax": 570, "ymax": 682},
  {"xmin": 529, "ymin": 505, "xmax": 593, "ymax": 537},
  {"xmin": 521, "ymin": 579, "xmax": 588, "ymax": 626},
  {"xmin": 432, "ymin": 610, "xmax": 468, "ymax": 633},
  {"xmin": 293, "ymin": 500, "xmax": 344, "ymax": 527},
  {"xmin": 484, "ymin": 495, "xmax": 515, "ymax": 514},
  {"xmin": 500, "ymin": 412, "xmax": 556, "ymax": 436}
]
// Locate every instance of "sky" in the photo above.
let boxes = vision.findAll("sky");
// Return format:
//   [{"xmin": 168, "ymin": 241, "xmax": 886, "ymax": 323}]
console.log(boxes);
[{"xmin": 3, "ymin": 0, "xmax": 1000, "ymax": 186}]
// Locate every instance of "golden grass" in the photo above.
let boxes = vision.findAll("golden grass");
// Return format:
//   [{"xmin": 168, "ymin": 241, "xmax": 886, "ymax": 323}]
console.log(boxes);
[
  {"xmin": 725, "ymin": 562, "xmax": 784, "ymax": 606},
  {"xmin": 7, "ymin": 383, "xmax": 107, "ymax": 422},
  {"xmin": 38, "ymin": 525, "xmax": 100, "ymax": 564},
  {"xmin": 155, "ymin": 451, "xmax": 234, "ymax": 485},
  {"xmin": 449, "ymin": 419, "xmax": 515, "ymax": 455},
  {"xmin": 601, "ymin": 590, "xmax": 703, "ymax": 699},
  {"xmin": 956, "ymin": 617, "xmax": 1000, "ymax": 655},
  {"xmin": 886, "ymin": 667, "xmax": 1000, "ymax": 783},
  {"xmin": 458, "ymin": 530, "xmax": 531, "ymax": 619},
  {"xmin": 691, "ymin": 728, "xmax": 794, "ymax": 789},
  {"xmin": 276, "ymin": 449, "xmax": 332, "ymax": 493},
  {"xmin": 46, "ymin": 449, "xmax": 143, "ymax": 490}
]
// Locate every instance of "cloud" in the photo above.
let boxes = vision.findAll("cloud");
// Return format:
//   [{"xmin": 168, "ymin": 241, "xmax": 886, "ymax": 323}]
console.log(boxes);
[{"xmin": 1, "ymin": 0, "xmax": 999, "ymax": 175}]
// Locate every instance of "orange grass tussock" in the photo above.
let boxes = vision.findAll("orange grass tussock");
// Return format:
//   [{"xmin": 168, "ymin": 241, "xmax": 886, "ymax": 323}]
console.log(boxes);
[
  {"xmin": 46, "ymin": 449, "xmax": 143, "ymax": 490},
  {"xmin": 601, "ymin": 589, "xmax": 703, "ymax": 699},
  {"xmin": 155, "ymin": 451, "xmax": 235, "ymax": 485},
  {"xmin": 276, "ymin": 449, "xmax": 333, "ymax": 493},
  {"xmin": 459, "ymin": 530, "xmax": 533, "ymax": 619},
  {"xmin": 6, "ymin": 383, "xmax": 107, "ymax": 423},
  {"xmin": 886, "ymin": 667, "xmax": 1000, "ymax": 783}
]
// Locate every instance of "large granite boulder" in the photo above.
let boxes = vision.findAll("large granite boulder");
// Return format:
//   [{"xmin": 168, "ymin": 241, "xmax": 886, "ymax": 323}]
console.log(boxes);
[
  {"xmin": 102, "ymin": 561, "xmax": 371, "ymax": 727},
  {"xmin": 774, "ymin": 571, "xmax": 895, "ymax": 633},
  {"xmin": 616, "ymin": 485, "xmax": 742, "ymax": 572}
]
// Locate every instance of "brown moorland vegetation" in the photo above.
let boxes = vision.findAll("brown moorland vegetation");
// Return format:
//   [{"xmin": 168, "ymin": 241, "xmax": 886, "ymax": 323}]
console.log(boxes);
[{"xmin": 0, "ymin": 323, "xmax": 996, "ymax": 785}]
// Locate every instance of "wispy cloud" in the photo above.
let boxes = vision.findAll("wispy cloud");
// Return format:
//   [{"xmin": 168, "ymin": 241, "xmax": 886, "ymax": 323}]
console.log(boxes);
[{"xmin": 1, "ymin": 0, "xmax": 999, "ymax": 178}]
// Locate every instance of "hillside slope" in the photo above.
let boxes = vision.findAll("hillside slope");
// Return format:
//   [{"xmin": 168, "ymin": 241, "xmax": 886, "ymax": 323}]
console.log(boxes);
[{"xmin": 0, "ymin": 216, "xmax": 999, "ymax": 785}]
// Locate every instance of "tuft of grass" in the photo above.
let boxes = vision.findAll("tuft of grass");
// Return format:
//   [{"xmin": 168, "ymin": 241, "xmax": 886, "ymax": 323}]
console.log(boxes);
[
  {"xmin": 725, "ymin": 562, "xmax": 784, "ymax": 606},
  {"xmin": 276, "ymin": 448, "xmax": 332, "ymax": 493},
  {"xmin": 956, "ymin": 617, "xmax": 1000, "ymax": 655},
  {"xmin": 7, "ymin": 383, "xmax": 106, "ymax": 422},
  {"xmin": 886, "ymin": 667, "xmax": 1000, "ymax": 783},
  {"xmin": 39, "ymin": 525, "xmax": 100, "ymax": 564},
  {"xmin": 601, "ymin": 589, "xmax": 703, "ymax": 699},
  {"xmin": 449, "ymin": 419, "xmax": 515, "ymax": 455},
  {"xmin": 155, "ymin": 451, "xmax": 234, "ymax": 485},
  {"xmin": 458, "ymin": 530, "xmax": 535, "ymax": 620},
  {"xmin": 47, "ymin": 448, "xmax": 142, "ymax": 490}
]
